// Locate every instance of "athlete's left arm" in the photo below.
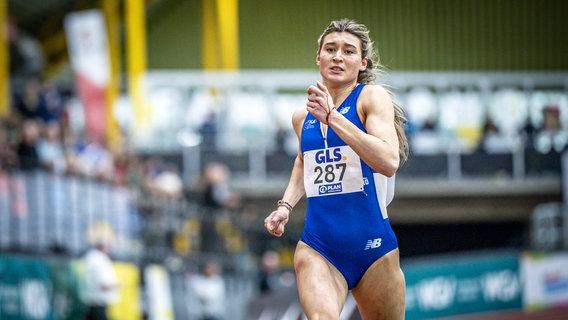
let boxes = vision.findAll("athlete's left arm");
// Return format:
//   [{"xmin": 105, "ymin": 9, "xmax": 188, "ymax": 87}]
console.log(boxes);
[{"xmin": 328, "ymin": 84, "xmax": 400, "ymax": 177}]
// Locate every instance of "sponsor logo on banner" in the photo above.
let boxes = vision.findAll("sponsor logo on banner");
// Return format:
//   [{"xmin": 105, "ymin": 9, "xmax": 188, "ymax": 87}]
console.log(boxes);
[
  {"xmin": 481, "ymin": 270, "xmax": 520, "ymax": 302},
  {"xmin": 405, "ymin": 252, "xmax": 522, "ymax": 319},
  {"xmin": 21, "ymin": 280, "xmax": 50, "ymax": 319},
  {"xmin": 544, "ymin": 271, "xmax": 568, "ymax": 294},
  {"xmin": 416, "ymin": 277, "xmax": 457, "ymax": 311}
]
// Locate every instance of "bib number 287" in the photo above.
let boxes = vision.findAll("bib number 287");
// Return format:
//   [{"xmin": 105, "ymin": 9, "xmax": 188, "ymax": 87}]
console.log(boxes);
[{"xmin": 313, "ymin": 163, "xmax": 346, "ymax": 184}]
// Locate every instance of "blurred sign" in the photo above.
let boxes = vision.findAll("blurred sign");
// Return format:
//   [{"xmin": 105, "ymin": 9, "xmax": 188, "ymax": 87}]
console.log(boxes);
[
  {"xmin": 404, "ymin": 251, "xmax": 522, "ymax": 319},
  {"xmin": 64, "ymin": 9, "xmax": 110, "ymax": 143},
  {"xmin": 106, "ymin": 262, "xmax": 142, "ymax": 320},
  {"xmin": 0, "ymin": 255, "xmax": 54, "ymax": 320},
  {"xmin": 530, "ymin": 202, "xmax": 565, "ymax": 251},
  {"xmin": 50, "ymin": 260, "xmax": 86, "ymax": 320},
  {"xmin": 522, "ymin": 251, "xmax": 568, "ymax": 310},
  {"xmin": 145, "ymin": 265, "xmax": 174, "ymax": 320}
]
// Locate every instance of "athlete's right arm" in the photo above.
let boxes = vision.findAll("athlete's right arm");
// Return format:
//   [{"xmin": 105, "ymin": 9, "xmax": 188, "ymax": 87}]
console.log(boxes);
[
  {"xmin": 284, "ymin": 107, "xmax": 309, "ymax": 205},
  {"xmin": 264, "ymin": 108, "xmax": 307, "ymax": 237}
]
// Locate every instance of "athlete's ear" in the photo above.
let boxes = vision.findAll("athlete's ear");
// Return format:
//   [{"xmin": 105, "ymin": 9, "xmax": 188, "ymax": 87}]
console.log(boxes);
[
  {"xmin": 316, "ymin": 51, "xmax": 321, "ymax": 66},
  {"xmin": 360, "ymin": 57, "xmax": 368, "ymax": 71}
]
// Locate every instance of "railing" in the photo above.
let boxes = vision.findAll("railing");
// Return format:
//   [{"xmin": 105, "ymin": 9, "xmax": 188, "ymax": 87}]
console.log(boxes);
[
  {"xmin": 0, "ymin": 170, "xmax": 266, "ymax": 263},
  {"xmin": 186, "ymin": 142, "xmax": 563, "ymax": 190},
  {"xmin": 0, "ymin": 170, "xmax": 141, "ymax": 258}
]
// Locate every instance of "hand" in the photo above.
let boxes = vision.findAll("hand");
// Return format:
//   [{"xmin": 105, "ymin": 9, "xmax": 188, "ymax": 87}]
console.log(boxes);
[
  {"xmin": 264, "ymin": 208, "xmax": 289, "ymax": 237},
  {"xmin": 306, "ymin": 81, "xmax": 335, "ymax": 124}
]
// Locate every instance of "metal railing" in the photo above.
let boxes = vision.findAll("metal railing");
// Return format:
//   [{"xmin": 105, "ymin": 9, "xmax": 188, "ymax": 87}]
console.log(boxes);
[{"xmin": 0, "ymin": 169, "xmax": 268, "ymax": 262}]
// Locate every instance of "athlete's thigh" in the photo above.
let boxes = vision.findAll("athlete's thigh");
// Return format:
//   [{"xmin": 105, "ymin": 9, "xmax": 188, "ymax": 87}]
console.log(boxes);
[
  {"xmin": 351, "ymin": 249, "xmax": 406, "ymax": 320},
  {"xmin": 294, "ymin": 241, "xmax": 349, "ymax": 318}
]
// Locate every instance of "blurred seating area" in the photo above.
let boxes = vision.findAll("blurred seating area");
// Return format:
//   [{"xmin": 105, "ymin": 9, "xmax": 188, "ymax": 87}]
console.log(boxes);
[{"xmin": 112, "ymin": 70, "xmax": 566, "ymax": 196}]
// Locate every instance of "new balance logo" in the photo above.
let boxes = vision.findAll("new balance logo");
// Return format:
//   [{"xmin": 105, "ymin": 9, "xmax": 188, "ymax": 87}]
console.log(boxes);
[{"xmin": 365, "ymin": 238, "xmax": 382, "ymax": 250}]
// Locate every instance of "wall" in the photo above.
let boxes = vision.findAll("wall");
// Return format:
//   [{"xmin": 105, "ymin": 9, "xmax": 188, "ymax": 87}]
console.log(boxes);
[
  {"xmin": 147, "ymin": 0, "xmax": 568, "ymax": 70},
  {"xmin": 147, "ymin": 0, "xmax": 201, "ymax": 69}
]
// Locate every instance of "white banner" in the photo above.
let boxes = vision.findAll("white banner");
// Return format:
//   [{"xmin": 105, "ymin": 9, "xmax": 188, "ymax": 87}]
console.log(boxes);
[
  {"xmin": 522, "ymin": 251, "xmax": 568, "ymax": 309},
  {"xmin": 145, "ymin": 264, "xmax": 174, "ymax": 320},
  {"xmin": 64, "ymin": 10, "xmax": 110, "ymax": 142}
]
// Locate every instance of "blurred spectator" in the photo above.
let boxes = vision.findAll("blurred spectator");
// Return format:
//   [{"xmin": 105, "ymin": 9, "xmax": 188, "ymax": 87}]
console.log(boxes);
[
  {"xmin": 112, "ymin": 150, "xmax": 144, "ymax": 189},
  {"xmin": 39, "ymin": 78, "xmax": 66, "ymax": 123},
  {"xmin": 542, "ymin": 105, "xmax": 561, "ymax": 131},
  {"xmin": 149, "ymin": 162, "xmax": 183, "ymax": 199},
  {"xmin": 37, "ymin": 121, "xmax": 67, "ymax": 174},
  {"xmin": 196, "ymin": 162, "xmax": 241, "ymax": 252},
  {"xmin": 482, "ymin": 117, "xmax": 518, "ymax": 154},
  {"xmin": 259, "ymin": 250, "xmax": 282, "ymax": 294},
  {"xmin": 70, "ymin": 137, "xmax": 114, "ymax": 181},
  {"xmin": 124, "ymin": 154, "xmax": 146, "ymax": 194},
  {"xmin": 188, "ymin": 261, "xmax": 226, "ymax": 320},
  {"xmin": 423, "ymin": 117, "xmax": 437, "ymax": 131},
  {"xmin": 13, "ymin": 77, "xmax": 44, "ymax": 121},
  {"xmin": 0, "ymin": 120, "xmax": 18, "ymax": 170},
  {"xmin": 142, "ymin": 157, "xmax": 168, "ymax": 194},
  {"xmin": 7, "ymin": 17, "xmax": 45, "ymax": 87},
  {"xmin": 199, "ymin": 110, "xmax": 218, "ymax": 150},
  {"xmin": 477, "ymin": 114, "xmax": 501, "ymax": 153},
  {"xmin": 81, "ymin": 243, "xmax": 120, "ymax": 320},
  {"xmin": 409, "ymin": 117, "xmax": 445, "ymax": 155},
  {"xmin": 535, "ymin": 105, "xmax": 567, "ymax": 153},
  {"xmin": 15, "ymin": 119, "xmax": 41, "ymax": 171},
  {"xmin": 274, "ymin": 126, "xmax": 287, "ymax": 154},
  {"xmin": 520, "ymin": 115, "xmax": 537, "ymax": 150},
  {"xmin": 199, "ymin": 162, "xmax": 240, "ymax": 210}
]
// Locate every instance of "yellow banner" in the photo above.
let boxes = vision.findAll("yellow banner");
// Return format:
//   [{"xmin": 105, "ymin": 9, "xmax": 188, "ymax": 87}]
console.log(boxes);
[{"xmin": 108, "ymin": 262, "xmax": 142, "ymax": 320}]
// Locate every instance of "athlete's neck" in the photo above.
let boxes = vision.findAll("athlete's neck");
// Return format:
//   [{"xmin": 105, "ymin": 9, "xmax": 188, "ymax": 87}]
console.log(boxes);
[{"xmin": 326, "ymin": 82, "xmax": 359, "ymax": 106}]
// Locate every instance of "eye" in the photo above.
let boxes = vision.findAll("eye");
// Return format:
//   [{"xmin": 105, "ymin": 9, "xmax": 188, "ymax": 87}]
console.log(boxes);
[{"xmin": 326, "ymin": 47, "xmax": 335, "ymax": 53}]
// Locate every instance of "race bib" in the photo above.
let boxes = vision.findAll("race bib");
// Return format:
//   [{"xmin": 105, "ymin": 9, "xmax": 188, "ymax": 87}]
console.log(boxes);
[{"xmin": 303, "ymin": 146, "xmax": 365, "ymax": 197}]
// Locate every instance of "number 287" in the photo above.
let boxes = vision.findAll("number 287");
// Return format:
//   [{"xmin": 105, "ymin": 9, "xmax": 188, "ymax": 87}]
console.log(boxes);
[{"xmin": 313, "ymin": 163, "xmax": 346, "ymax": 184}]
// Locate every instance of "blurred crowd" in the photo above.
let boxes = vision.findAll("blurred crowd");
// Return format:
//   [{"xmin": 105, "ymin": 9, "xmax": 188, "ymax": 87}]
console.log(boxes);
[
  {"xmin": 3, "ymin": 15, "xmax": 191, "ymax": 202},
  {"xmin": 1, "ymin": 75, "xmax": 192, "ymax": 200}
]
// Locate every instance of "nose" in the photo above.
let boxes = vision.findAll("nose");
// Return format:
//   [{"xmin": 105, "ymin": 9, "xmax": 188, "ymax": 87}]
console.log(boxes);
[{"xmin": 332, "ymin": 51, "xmax": 343, "ymax": 61}]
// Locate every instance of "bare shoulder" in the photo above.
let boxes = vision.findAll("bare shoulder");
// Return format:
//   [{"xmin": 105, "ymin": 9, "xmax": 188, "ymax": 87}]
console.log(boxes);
[
  {"xmin": 359, "ymin": 84, "xmax": 394, "ymax": 118},
  {"xmin": 291, "ymin": 107, "xmax": 308, "ymax": 132},
  {"xmin": 360, "ymin": 84, "xmax": 393, "ymax": 106}
]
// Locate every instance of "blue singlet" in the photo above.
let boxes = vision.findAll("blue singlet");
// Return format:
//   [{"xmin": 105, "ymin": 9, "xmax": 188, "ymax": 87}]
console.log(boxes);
[{"xmin": 300, "ymin": 83, "xmax": 398, "ymax": 290}]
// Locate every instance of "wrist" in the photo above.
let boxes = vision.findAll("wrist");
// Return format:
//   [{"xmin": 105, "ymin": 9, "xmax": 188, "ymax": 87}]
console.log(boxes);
[
  {"xmin": 277, "ymin": 200, "xmax": 293, "ymax": 214},
  {"xmin": 326, "ymin": 107, "xmax": 337, "ymax": 125}
]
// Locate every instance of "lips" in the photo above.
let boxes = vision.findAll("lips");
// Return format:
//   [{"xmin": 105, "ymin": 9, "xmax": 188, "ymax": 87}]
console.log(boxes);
[{"xmin": 330, "ymin": 66, "xmax": 344, "ymax": 72}]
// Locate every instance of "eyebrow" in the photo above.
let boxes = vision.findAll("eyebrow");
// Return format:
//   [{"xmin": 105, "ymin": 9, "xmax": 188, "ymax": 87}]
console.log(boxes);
[{"xmin": 323, "ymin": 41, "xmax": 359, "ymax": 50}]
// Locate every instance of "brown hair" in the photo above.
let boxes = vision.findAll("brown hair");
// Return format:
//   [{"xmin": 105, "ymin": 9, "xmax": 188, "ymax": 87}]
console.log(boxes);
[{"xmin": 317, "ymin": 19, "xmax": 409, "ymax": 162}]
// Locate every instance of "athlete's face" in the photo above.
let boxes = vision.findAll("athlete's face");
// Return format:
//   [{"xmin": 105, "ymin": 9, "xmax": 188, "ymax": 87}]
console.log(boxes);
[{"xmin": 317, "ymin": 32, "xmax": 367, "ymax": 85}]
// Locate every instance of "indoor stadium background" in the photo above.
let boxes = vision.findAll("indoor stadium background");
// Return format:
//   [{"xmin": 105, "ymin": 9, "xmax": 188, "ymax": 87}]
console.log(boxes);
[{"xmin": 1, "ymin": 0, "xmax": 567, "ymax": 319}]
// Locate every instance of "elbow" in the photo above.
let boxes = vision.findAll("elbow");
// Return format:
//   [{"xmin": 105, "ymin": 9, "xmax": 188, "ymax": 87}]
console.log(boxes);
[
  {"xmin": 383, "ymin": 168, "xmax": 397, "ymax": 178},
  {"xmin": 382, "ymin": 157, "xmax": 400, "ymax": 177}
]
